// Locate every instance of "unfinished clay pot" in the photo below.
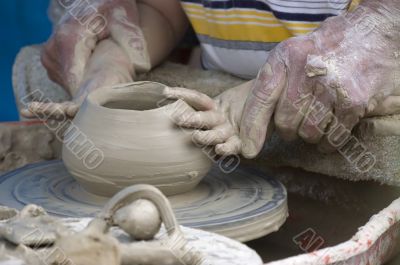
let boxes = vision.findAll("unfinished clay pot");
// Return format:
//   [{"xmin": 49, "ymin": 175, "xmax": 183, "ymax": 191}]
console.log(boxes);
[{"xmin": 62, "ymin": 82, "xmax": 212, "ymax": 197}]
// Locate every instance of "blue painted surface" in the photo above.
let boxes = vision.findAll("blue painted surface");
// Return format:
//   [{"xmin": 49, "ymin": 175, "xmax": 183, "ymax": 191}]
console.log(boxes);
[
  {"xmin": 0, "ymin": 160, "xmax": 287, "ymax": 226},
  {"xmin": 0, "ymin": 0, "xmax": 51, "ymax": 121}
]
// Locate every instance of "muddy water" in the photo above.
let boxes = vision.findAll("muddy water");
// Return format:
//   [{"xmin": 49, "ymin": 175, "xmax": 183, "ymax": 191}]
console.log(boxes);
[{"xmin": 245, "ymin": 166, "xmax": 400, "ymax": 263}]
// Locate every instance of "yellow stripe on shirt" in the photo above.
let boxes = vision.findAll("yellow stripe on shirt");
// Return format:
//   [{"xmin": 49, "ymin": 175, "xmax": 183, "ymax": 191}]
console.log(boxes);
[
  {"xmin": 182, "ymin": 2, "xmax": 324, "ymax": 42},
  {"xmin": 180, "ymin": 0, "xmax": 360, "ymax": 78},
  {"xmin": 349, "ymin": 0, "xmax": 362, "ymax": 11}
]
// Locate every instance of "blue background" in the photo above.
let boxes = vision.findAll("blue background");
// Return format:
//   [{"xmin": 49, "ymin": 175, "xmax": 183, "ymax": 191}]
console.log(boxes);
[{"xmin": 0, "ymin": 0, "xmax": 51, "ymax": 121}]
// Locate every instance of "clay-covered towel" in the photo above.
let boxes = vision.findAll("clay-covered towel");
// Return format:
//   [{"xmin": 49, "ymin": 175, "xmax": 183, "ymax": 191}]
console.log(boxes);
[{"xmin": 260, "ymin": 119, "xmax": 400, "ymax": 186}]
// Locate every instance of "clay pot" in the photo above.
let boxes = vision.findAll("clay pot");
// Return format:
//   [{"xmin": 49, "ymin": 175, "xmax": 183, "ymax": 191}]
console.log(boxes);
[{"xmin": 62, "ymin": 82, "xmax": 212, "ymax": 197}]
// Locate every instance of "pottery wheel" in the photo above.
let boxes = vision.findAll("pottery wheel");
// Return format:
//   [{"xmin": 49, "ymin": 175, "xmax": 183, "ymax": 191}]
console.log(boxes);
[{"xmin": 0, "ymin": 160, "xmax": 287, "ymax": 242}]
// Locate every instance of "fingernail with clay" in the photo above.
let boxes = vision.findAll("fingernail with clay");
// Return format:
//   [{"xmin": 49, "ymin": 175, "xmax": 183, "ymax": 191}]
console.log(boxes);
[
  {"xmin": 216, "ymin": 144, "xmax": 231, "ymax": 156},
  {"xmin": 163, "ymin": 87, "xmax": 177, "ymax": 98},
  {"xmin": 20, "ymin": 109, "xmax": 33, "ymax": 118},
  {"xmin": 178, "ymin": 114, "xmax": 191, "ymax": 125},
  {"xmin": 169, "ymin": 112, "xmax": 182, "ymax": 124},
  {"xmin": 29, "ymin": 102, "xmax": 40, "ymax": 110},
  {"xmin": 192, "ymin": 130, "xmax": 202, "ymax": 142},
  {"xmin": 241, "ymin": 139, "xmax": 258, "ymax": 158},
  {"xmin": 163, "ymin": 86, "xmax": 171, "ymax": 95}
]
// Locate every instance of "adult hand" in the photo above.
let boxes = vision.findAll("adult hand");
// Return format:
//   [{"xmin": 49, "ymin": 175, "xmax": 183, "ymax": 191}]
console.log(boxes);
[
  {"xmin": 165, "ymin": 0, "xmax": 400, "ymax": 159},
  {"xmin": 240, "ymin": 0, "xmax": 400, "ymax": 158},
  {"xmin": 22, "ymin": 39, "xmax": 135, "ymax": 120},
  {"xmin": 22, "ymin": 0, "xmax": 151, "ymax": 120},
  {"xmin": 42, "ymin": 0, "xmax": 150, "ymax": 97}
]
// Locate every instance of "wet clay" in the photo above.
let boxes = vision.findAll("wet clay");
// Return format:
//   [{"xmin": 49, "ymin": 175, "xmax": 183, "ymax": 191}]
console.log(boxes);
[
  {"xmin": 0, "ymin": 206, "xmax": 18, "ymax": 221},
  {"xmin": 0, "ymin": 160, "xmax": 288, "ymax": 242},
  {"xmin": 58, "ymin": 185, "xmax": 194, "ymax": 265},
  {"xmin": 0, "ymin": 185, "xmax": 262, "ymax": 265},
  {"xmin": 0, "ymin": 123, "xmax": 61, "ymax": 174},
  {"xmin": 55, "ymin": 225, "xmax": 121, "ymax": 265},
  {"xmin": 62, "ymin": 82, "xmax": 212, "ymax": 197},
  {"xmin": 113, "ymin": 199, "xmax": 162, "ymax": 240},
  {"xmin": 0, "ymin": 205, "xmax": 64, "ymax": 246}
]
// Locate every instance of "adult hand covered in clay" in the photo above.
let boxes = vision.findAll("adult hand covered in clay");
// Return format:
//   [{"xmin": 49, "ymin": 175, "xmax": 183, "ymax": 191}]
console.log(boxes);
[
  {"xmin": 21, "ymin": 39, "xmax": 136, "ymax": 120},
  {"xmin": 44, "ymin": 0, "xmax": 150, "ymax": 95},
  {"xmin": 22, "ymin": 0, "xmax": 150, "ymax": 120},
  {"xmin": 166, "ymin": 0, "xmax": 400, "ymax": 158},
  {"xmin": 240, "ymin": 0, "xmax": 400, "ymax": 158}
]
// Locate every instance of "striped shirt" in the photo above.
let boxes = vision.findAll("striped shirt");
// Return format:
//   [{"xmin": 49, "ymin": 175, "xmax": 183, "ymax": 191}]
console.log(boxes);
[{"xmin": 181, "ymin": 0, "xmax": 360, "ymax": 79}]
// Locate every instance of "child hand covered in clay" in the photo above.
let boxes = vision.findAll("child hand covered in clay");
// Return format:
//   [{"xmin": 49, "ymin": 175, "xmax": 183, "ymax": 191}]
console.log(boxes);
[
  {"xmin": 166, "ymin": 0, "xmax": 400, "ymax": 158},
  {"xmin": 163, "ymin": 82, "xmax": 254, "ymax": 156}
]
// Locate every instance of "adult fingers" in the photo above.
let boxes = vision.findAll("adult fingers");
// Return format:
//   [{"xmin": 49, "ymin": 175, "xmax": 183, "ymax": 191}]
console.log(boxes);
[
  {"xmin": 317, "ymin": 70, "xmax": 367, "ymax": 153},
  {"xmin": 21, "ymin": 102, "xmax": 79, "ymax": 120},
  {"xmin": 42, "ymin": 18, "xmax": 102, "ymax": 95},
  {"xmin": 76, "ymin": 39, "xmax": 135, "ymax": 103},
  {"xmin": 163, "ymin": 87, "xmax": 216, "ymax": 111},
  {"xmin": 318, "ymin": 105, "xmax": 365, "ymax": 153},
  {"xmin": 274, "ymin": 88, "xmax": 311, "ymax": 141},
  {"xmin": 109, "ymin": 1, "xmax": 151, "ymax": 72},
  {"xmin": 239, "ymin": 52, "xmax": 286, "ymax": 159},
  {"xmin": 366, "ymin": 96, "xmax": 400, "ymax": 116},
  {"xmin": 298, "ymin": 108, "xmax": 334, "ymax": 144},
  {"xmin": 297, "ymin": 82, "xmax": 335, "ymax": 144},
  {"xmin": 40, "ymin": 48, "xmax": 64, "ymax": 88},
  {"xmin": 274, "ymin": 40, "xmax": 317, "ymax": 142}
]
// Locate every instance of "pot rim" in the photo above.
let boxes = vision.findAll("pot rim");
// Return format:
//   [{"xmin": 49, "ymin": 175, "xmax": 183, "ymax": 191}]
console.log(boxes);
[{"xmin": 86, "ymin": 81, "xmax": 176, "ymax": 114}]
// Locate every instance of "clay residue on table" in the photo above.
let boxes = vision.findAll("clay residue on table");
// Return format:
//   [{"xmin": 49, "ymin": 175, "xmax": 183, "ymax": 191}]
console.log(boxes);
[{"xmin": 0, "ymin": 123, "xmax": 61, "ymax": 174}]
